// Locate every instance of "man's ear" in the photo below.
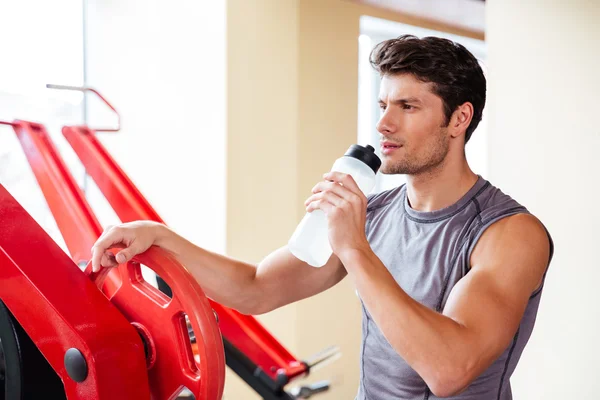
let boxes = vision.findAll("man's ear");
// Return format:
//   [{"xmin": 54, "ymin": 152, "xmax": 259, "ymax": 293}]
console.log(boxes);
[{"xmin": 450, "ymin": 102, "xmax": 474, "ymax": 139}]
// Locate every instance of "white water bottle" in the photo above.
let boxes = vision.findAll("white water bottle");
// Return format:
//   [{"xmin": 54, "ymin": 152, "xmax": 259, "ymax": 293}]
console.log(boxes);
[{"xmin": 288, "ymin": 144, "xmax": 382, "ymax": 267}]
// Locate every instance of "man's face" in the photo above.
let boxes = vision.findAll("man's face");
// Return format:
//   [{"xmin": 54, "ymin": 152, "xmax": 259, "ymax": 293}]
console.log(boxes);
[{"xmin": 377, "ymin": 73, "xmax": 451, "ymax": 175}]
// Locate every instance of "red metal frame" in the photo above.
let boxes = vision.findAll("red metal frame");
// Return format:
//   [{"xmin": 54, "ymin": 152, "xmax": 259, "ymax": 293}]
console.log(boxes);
[
  {"xmin": 62, "ymin": 125, "xmax": 308, "ymax": 382},
  {"xmin": 1, "ymin": 119, "xmax": 226, "ymax": 399},
  {"xmin": 0, "ymin": 184, "xmax": 151, "ymax": 399},
  {"xmin": 3, "ymin": 83, "xmax": 313, "ymax": 385},
  {"xmin": 9, "ymin": 120, "xmax": 102, "ymax": 265}
]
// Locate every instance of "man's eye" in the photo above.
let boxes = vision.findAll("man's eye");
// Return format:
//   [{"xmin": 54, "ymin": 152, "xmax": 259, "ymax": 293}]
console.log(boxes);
[
  {"xmin": 403, "ymin": 104, "xmax": 414, "ymax": 110},
  {"xmin": 379, "ymin": 105, "xmax": 387, "ymax": 111}
]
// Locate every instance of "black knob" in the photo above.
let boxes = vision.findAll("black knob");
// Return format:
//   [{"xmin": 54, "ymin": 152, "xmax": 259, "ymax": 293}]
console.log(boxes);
[{"xmin": 64, "ymin": 348, "xmax": 88, "ymax": 383}]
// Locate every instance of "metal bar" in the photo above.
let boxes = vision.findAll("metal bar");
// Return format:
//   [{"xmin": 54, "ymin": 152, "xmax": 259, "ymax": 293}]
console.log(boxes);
[
  {"xmin": 62, "ymin": 125, "xmax": 309, "ymax": 382},
  {"xmin": 10, "ymin": 121, "xmax": 103, "ymax": 265},
  {"xmin": 223, "ymin": 339, "xmax": 295, "ymax": 400},
  {"xmin": 303, "ymin": 345, "xmax": 341, "ymax": 371},
  {"xmin": 0, "ymin": 184, "xmax": 151, "ymax": 400},
  {"xmin": 46, "ymin": 84, "xmax": 120, "ymax": 132}
]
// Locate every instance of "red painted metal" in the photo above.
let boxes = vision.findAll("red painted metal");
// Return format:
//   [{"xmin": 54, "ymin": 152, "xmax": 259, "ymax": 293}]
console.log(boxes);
[
  {"xmin": 3, "ymin": 111, "xmax": 310, "ymax": 387},
  {"xmin": 63, "ymin": 125, "xmax": 309, "ymax": 381},
  {"xmin": 0, "ymin": 184, "xmax": 151, "ymax": 399},
  {"xmin": 9, "ymin": 120, "xmax": 102, "ymax": 265},
  {"xmin": 85, "ymin": 246, "xmax": 226, "ymax": 400},
  {"xmin": 2, "ymin": 120, "xmax": 226, "ymax": 398}
]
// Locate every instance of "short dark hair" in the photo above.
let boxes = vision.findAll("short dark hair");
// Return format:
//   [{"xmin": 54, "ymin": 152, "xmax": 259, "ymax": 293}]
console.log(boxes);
[{"xmin": 370, "ymin": 35, "xmax": 486, "ymax": 143}]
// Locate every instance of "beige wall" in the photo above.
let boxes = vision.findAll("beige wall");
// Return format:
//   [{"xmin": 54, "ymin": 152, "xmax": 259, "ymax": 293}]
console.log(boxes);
[
  {"xmin": 226, "ymin": 0, "xmax": 482, "ymax": 398},
  {"xmin": 226, "ymin": 1, "xmax": 300, "ymax": 397},
  {"xmin": 486, "ymin": 0, "xmax": 600, "ymax": 398}
]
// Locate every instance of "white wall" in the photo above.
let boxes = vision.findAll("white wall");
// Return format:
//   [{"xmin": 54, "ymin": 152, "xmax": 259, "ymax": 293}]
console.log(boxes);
[
  {"xmin": 487, "ymin": 0, "xmax": 600, "ymax": 398},
  {"xmin": 85, "ymin": 0, "xmax": 227, "ymax": 253},
  {"xmin": 0, "ymin": 92, "xmax": 83, "ymax": 254},
  {"xmin": 0, "ymin": 0, "xmax": 84, "ymax": 255}
]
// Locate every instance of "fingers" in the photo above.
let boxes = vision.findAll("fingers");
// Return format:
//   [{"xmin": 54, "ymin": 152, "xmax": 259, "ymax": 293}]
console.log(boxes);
[
  {"xmin": 305, "ymin": 185, "xmax": 346, "ymax": 209},
  {"xmin": 306, "ymin": 178, "xmax": 365, "ymax": 210},
  {"xmin": 91, "ymin": 226, "xmax": 127, "ymax": 272},
  {"xmin": 101, "ymin": 250, "xmax": 118, "ymax": 269},
  {"xmin": 306, "ymin": 198, "xmax": 337, "ymax": 214},
  {"xmin": 115, "ymin": 247, "xmax": 137, "ymax": 264},
  {"xmin": 311, "ymin": 180, "xmax": 347, "ymax": 197},
  {"xmin": 91, "ymin": 243, "xmax": 106, "ymax": 273},
  {"xmin": 90, "ymin": 221, "xmax": 158, "ymax": 271},
  {"xmin": 93, "ymin": 245, "xmax": 136, "ymax": 272},
  {"xmin": 92, "ymin": 243, "xmax": 133, "ymax": 272},
  {"xmin": 309, "ymin": 180, "xmax": 356, "ymax": 202},
  {"xmin": 323, "ymin": 172, "xmax": 361, "ymax": 193}
]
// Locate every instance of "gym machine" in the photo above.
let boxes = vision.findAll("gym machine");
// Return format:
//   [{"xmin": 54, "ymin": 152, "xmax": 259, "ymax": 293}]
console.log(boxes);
[{"xmin": 0, "ymin": 86, "xmax": 339, "ymax": 399}]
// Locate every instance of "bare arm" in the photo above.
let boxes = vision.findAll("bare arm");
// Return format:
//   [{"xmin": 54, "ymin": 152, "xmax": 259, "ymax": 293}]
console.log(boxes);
[
  {"xmin": 303, "ymin": 172, "xmax": 550, "ymax": 398},
  {"xmin": 340, "ymin": 214, "xmax": 550, "ymax": 397},
  {"xmin": 91, "ymin": 222, "xmax": 346, "ymax": 315}
]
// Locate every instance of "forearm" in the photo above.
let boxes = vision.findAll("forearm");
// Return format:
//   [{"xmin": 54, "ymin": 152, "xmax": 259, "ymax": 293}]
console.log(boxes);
[
  {"xmin": 154, "ymin": 224, "xmax": 262, "ymax": 313},
  {"xmin": 339, "ymin": 249, "xmax": 476, "ymax": 395}
]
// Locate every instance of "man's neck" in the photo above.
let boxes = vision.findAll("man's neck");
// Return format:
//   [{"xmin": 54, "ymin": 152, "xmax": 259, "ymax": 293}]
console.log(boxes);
[{"xmin": 405, "ymin": 159, "xmax": 479, "ymax": 213}]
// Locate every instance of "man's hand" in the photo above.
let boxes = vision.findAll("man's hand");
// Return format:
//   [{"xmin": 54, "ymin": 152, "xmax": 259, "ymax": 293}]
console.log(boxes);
[
  {"xmin": 91, "ymin": 221, "xmax": 165, "ymax": 272},
  {"xmin": 304, "ymin": 172, "xmax": 370, "ymax": 259}
]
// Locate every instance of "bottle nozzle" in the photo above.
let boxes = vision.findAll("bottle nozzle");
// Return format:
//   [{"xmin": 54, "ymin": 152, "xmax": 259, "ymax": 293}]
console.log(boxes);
[{"xmin": 344, "ymin": 144, "xmax": 381, "ymax": 174}]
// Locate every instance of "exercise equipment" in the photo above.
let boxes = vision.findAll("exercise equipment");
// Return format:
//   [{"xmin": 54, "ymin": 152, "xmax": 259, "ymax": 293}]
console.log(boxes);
[
  {"xmin": 0, "ymin": 86, "xmax": 339, "ymax": 399},
  {"xmin": 1, "ymin": 183, "xmax": 225, "ymax": 399},
  {"xmin": 0, "ymin": 184, "xmax": 157, "ymax": 399},
  {"xmin": 0, "ymin": 299, "xmax": 67, "ymax": 400}
]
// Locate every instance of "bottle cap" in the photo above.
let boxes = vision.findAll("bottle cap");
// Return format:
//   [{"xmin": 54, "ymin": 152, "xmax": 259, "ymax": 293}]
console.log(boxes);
[{"xmin": 344, "ymin": 144, "xmax": 381, "ymax": 174}]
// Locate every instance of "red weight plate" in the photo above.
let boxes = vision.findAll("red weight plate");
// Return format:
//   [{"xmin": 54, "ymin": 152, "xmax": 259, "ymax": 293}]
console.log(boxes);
[{"xmin": 87, "ymin": 247, "xmax": 225, "ymax": 400}]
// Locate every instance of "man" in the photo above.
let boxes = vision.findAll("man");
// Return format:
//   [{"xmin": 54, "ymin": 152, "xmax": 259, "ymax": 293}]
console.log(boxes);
[{"xmin": 91, "ymin": 35, "xmax": 552, "ymax": 399}]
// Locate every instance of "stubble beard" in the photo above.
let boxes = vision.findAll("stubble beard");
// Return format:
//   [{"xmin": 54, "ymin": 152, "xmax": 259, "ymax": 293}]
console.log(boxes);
[{"xmin": 381, "ymin": 129, "xmax": 450, "ymax": 176}]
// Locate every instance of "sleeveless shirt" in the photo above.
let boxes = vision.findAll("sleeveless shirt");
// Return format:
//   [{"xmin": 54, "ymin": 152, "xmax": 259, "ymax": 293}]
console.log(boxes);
[{"xmin": 356, "ymin": 176, "xmax": 553, "ymax": 400}]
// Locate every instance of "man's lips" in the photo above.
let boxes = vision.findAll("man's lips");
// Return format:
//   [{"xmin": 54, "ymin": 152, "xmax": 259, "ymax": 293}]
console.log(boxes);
[{"xmin": 381, "ymin": 141, "xmax": 402, "ymax": 154}]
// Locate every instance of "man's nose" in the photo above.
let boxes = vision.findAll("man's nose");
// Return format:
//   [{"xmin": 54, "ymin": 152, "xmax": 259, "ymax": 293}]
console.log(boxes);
[{"xmin": 376, "ymin": 111, "xmax": 396, "ymax": 135}]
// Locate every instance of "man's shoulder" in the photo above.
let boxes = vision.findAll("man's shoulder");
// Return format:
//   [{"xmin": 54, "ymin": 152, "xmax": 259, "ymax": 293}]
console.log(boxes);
[
  {"xmin": 366, "ymin": 184, "xmax": 405, "ymax": 212},
  {"xmin": 471, "ymin": 179, "xmax": 553, "ymax": 265},
  {"xmin": 473, "ymin": 179, "xmax": 529, "ymax": 224}
]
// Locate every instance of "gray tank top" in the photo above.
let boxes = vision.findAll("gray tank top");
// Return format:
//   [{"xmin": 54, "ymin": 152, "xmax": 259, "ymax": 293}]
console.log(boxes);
[{"xmin": 356, "ymin": 176, "xmax": 553, "ymax": 400}]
